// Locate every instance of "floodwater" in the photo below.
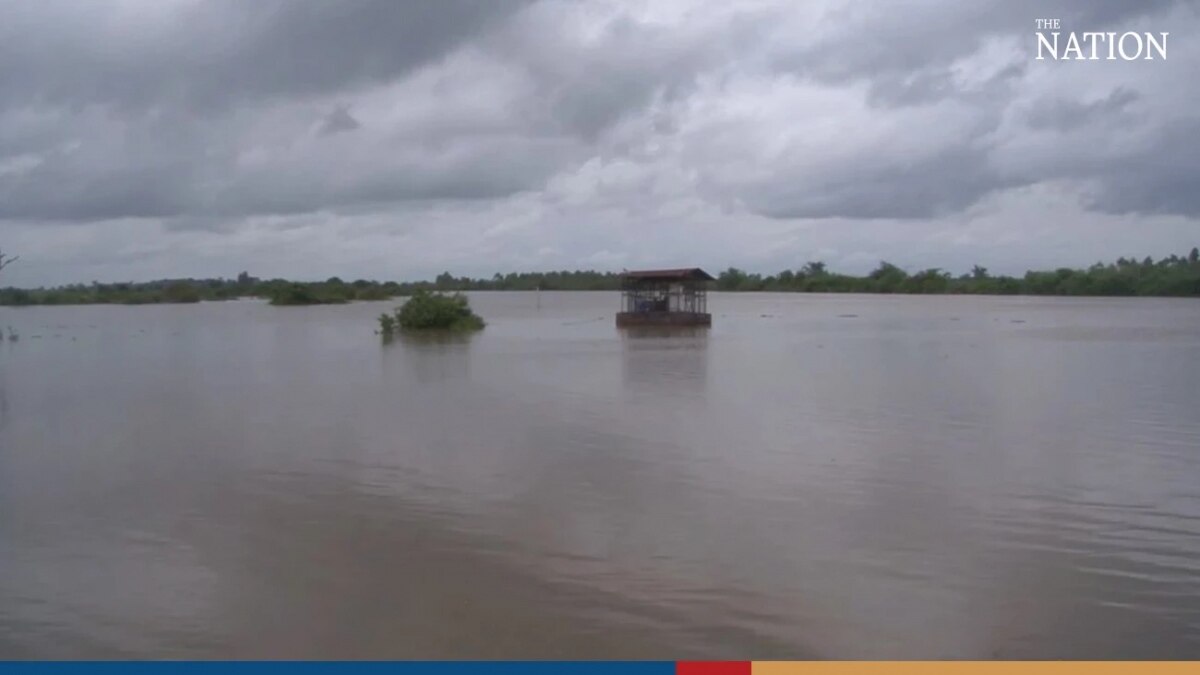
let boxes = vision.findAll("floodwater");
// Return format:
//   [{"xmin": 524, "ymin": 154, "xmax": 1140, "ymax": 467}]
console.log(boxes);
[{"xmin": 1, "ymin": 292, "xmax": 1199, "ymax": 659}]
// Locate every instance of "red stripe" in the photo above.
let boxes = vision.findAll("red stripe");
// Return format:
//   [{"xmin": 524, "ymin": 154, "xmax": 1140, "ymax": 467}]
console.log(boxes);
[{"xmin": 676, "ymin": 662, "xmax": 751, "ymax": 675}]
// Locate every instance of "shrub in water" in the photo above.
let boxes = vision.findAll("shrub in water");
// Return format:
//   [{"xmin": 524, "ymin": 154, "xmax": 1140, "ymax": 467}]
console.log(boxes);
[
  {"xmin": 386, "ymin": 290, "xmax": 485, "ymax": 333},
  {"xmin": 378, "ymin": 313, "xmax": 396, "ymax": 336}
]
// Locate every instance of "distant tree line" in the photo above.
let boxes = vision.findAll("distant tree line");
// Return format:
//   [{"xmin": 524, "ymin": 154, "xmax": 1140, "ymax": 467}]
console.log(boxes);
[
  {"xmin": 1, "ymin": 249, "xmax": 1198, "ymax": 306},
  {"xmin": 0, "ymin": 272, "xmax": 406, "ymax": 306},
  {"xmin": 0, "ymin": 270, "xmax": 625, "ymax": 306},
  {"xmin": 711, "ymin": 249, "xmax": 1200, "ymax": 297}
]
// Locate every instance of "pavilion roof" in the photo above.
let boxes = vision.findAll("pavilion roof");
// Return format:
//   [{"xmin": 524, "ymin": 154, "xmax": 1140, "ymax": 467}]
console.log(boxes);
[{"xmin": 619, "ymin": 268, "xmax": 715, "ymax": 281}]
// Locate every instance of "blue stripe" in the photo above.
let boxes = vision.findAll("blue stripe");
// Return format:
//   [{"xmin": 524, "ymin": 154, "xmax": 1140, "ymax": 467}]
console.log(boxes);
[{"xmin": 0, "ymin": 663, "xmax": 674, "ymax": 675}]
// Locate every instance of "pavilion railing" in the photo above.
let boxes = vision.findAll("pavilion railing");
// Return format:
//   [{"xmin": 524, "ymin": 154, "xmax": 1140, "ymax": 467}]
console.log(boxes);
[{"xmin": 620, "ymin": 282, "xmax": 707, "ymax": 314}]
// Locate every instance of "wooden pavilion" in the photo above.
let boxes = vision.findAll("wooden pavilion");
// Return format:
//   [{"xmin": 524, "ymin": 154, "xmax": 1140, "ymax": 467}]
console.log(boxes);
[{"xmin": 616, "ymin": 268, "xmax": 714, "ymax": 327}]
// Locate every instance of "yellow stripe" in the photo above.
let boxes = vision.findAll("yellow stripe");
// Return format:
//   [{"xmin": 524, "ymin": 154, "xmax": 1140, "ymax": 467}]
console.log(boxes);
[{"xmin": 752, "ymin": 663, "xmax": 1199, "ymax": 675}]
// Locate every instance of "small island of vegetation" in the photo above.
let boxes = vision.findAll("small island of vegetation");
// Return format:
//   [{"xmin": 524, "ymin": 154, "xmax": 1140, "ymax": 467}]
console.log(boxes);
[{"xmin": 378, "ymin": 290, "xmax": 485, "ymax": 338}]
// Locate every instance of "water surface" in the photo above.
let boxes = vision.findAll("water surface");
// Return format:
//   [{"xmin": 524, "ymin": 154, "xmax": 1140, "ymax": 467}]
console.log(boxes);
[{"xmin": 1, "ymin": 292, "xmax": 1199, "ymax": 658}]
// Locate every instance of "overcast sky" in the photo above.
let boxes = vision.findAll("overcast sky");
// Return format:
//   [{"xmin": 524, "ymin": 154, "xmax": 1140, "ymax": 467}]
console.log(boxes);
[{"xmin": 0, "ymin": 0, "xmax": 1197, "ymax": 286}]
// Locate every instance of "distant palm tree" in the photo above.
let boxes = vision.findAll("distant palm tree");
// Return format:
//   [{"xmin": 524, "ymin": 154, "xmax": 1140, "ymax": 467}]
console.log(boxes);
[{"xmin": 801, "ymin": 261, "xmax": 826, "ymax": 277}]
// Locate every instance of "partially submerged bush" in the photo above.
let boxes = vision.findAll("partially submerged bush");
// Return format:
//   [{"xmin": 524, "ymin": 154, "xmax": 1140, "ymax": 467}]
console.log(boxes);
[
  {"xmin": 377, "ymin": 313, "xmax": 396, "ymax": 335},
  {"xmin": 378, "ymin": 290, "xmax": 485, "ymax": 336}
]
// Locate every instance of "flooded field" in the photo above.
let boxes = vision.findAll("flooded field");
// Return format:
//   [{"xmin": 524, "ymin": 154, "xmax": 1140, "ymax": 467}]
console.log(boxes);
[{"xmin": 1, "ymin": 292, "xmax": 1198, "ymax": 658}]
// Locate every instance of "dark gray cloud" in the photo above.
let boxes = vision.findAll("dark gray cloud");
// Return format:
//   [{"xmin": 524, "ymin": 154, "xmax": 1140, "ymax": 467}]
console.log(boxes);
[
  {"xmin": 1084, "ymin": 118, "xmax": 1200, "ymax": 217},
  {"xmin": 711, "ymin": 0, "xmax": 1197, "ymax": 221},
  {"xmin": 318, "ymin": 106, "xmax": 361, "ymax": 136},
  {"xmin": 1025, "ymin": 88, "xmax": 1141, "ymax": 132},
  {"xmin": 769, "ymin": 0, "xmax": 1182, "ymax": 88},
  {"xmin": 0, "ymin": 0, "xmax": 1196, "ymax": 286},
  {"xmin": 737, "ymin": 145, "xmax": 1011, "ymax": 221},
  {"xmin": 0, "ymin": 0, "xmax": 530, "ymax": 111}
]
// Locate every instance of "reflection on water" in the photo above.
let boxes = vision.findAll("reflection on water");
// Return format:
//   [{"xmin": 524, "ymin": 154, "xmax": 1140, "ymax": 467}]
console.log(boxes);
[
  {"xmin": 621, "ymin": 326, "xmax": 710, "ymax": 340},
  {"xmin": 0, "ymin": 293, "xmax": 1199, "ymax": 658},
  {"xmin": 385, "ymin": 331, "xmax": 476, "ymax": 384},
  {"xmin": 621, "ymin": 327, "xmax": 709, "ymax": 393},
  {"xmin": 386, "ymin": 331, "xmax": 478, "ymax": 347}
]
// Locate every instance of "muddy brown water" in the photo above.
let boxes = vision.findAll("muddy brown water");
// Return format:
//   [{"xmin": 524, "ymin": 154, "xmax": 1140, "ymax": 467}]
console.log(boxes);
[{"xmin": 1, "ymin": 292, "xmax": 1198, "ymax": 658}]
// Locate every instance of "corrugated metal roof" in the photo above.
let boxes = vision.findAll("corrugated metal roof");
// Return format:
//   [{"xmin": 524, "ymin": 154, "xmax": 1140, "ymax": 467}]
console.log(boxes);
[{"xmin": 620, "ymin": 268, "xmax": 715, "ymax": 281}]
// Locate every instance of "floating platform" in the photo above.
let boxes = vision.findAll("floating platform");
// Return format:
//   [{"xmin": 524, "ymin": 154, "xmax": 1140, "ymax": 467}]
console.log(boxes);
[{"xmin": 616, "ymin": 268, "xmax": 715, "ymax": 329}]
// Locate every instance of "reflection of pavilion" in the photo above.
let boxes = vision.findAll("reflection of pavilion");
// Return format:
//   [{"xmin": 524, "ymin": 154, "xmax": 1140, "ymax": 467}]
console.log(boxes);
[{"xmin": 620, "ymin": 326, "xmax": 710, "ymax": 392}]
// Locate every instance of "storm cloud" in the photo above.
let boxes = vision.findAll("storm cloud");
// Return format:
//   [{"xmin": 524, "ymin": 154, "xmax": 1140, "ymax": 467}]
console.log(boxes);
[{"xmin": 0, "ymin": 0, "xmax": 1196, "ymax": 285}]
